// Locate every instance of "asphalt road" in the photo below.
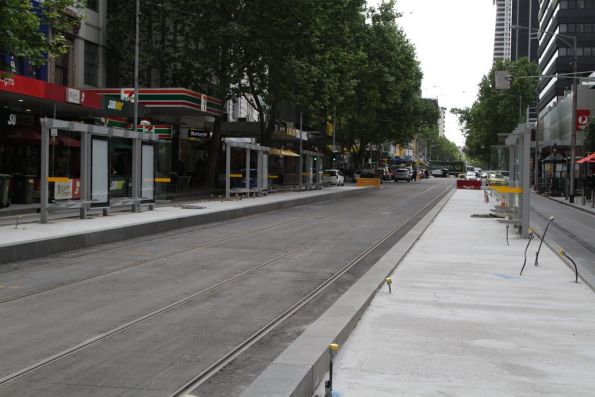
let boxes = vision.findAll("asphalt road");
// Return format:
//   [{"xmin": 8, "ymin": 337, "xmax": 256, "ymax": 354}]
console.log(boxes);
[
  {"xmin": 0, "ymin": 178, "xmax": 453, "ymax": 396},
  {"xmin": 530, "ymin": 193, "xmax": 595, "ymax": 288}
]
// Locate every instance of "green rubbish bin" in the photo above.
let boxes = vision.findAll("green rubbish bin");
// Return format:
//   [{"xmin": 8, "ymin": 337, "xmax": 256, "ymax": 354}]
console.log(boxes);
[
  {"xmin": 0, "ymin": 174, "xmax": 10, "ymax": 208},
  {"xmin": 12, "ymin": 174, "xmax": 34, "ymax": 204}
]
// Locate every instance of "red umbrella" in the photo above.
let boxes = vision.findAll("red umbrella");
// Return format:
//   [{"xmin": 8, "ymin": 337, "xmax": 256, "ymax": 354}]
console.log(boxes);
[{"xmin": 577, "ymin": 153, "xmax": 595, "ymax": 164}]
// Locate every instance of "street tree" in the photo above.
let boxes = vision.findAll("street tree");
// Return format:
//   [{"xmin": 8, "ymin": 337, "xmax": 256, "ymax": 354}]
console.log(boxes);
[
  {"xmin": 339, "ymin": 1, "xmax": 423, "ymax": 167},
  {"xmin": 451, "ymin": 57, "xmax": 539, "ymax": 164},
  {"xmin": 0, "ymin": 0, "xmax": 83, "ymax": 72}
]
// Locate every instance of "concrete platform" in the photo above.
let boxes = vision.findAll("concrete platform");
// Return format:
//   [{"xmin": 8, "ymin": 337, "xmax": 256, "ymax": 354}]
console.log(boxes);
[
  {"xmin": 0, "ymin": 186, "xmax": 370, "ymax": 266},
  {"xmin": 316, "ymin": 189, "xmax": 595, "ymax": 396}
]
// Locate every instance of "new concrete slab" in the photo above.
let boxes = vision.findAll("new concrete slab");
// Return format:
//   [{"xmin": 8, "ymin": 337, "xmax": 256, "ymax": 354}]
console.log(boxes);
[
  {"xmin": 314, "ymin": 189, "xmax": 595, "ymax": 396},
  {"xmin": 240, "ymin": 189, "xmax": 454, "ymax": 397},
  {"xmin": 0, "ymin": 186, "xmax": 370, "ymax": 265}
]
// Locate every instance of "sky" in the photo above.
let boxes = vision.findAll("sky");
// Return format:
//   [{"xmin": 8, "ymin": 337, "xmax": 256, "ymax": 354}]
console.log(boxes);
[{"xmin": 369, "ymin": 0, "xmax": 496, "ymax": 146}]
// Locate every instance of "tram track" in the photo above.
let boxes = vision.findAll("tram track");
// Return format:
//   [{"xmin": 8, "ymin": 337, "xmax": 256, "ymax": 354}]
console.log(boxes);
[
  {"xmin": 171, "ymin": 186, "xmax": 452, "ymax": 396},
  {"xmin": 0, "ymin": 184, "xmax": 441, "ymax": 305},
  {"xmin": 0, "ymin": 183, "xmax": 451, "ymax": 394}
]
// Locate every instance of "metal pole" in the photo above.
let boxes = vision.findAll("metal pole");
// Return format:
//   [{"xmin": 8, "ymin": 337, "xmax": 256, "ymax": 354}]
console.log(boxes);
[
  {"xmin": 534, "ymin": 111, "xmax": 540, "ymax": 191},
  {"xmin": 245, "ymin": 148, "xmax": 250, "ymax": 193},
  {"xmin": 521, "ymin": 125, "xmax": 531, "ymax": 238},
  {"xmin": 134, "ymin": 0, "xmax": 140, "ymax": 131},
  {"xmin": 299, "ymin": 111, "xmax": 303, "ymax": 191},
  {"xmin": 332, "ymin": 107, "xmax": 336, "ymax": 167},
  {"xmin": 225, "ymin": 142, "xmax": 230, "ymax": 199},
  {"xmin": 41, "ymin": 121, "xmax": 49, "ymax": 224},
  {"xmin": 131, "ymin": 0, "xmax": 141, "ymax": 210},
  {"xmin": 569, "ymin": 37, "xmax": 578, "ymax": 203}
]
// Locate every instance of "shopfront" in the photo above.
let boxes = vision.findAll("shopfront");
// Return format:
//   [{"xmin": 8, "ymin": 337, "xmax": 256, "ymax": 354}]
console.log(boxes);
[
  {"xmin": 86, "ymin": 88, "xmax": 223, "ymax": 199},
  {"xmin": 0, "ymin": 75, "xmax": 110, "ymax": 207}
]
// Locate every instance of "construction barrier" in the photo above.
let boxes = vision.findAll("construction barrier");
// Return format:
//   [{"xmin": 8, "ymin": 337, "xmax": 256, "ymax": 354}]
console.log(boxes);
[
  {"xmin": 356, "ymin": 178, "xmax": 381, "ymax": 188},
  {"xmin": 456, "ymin": 179, "xmax": 482, "ymax": 190}
]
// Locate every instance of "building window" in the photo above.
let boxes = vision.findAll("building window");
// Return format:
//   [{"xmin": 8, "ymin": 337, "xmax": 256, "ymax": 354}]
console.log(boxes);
[
  {"xmin": 54, "ymin": 52, "xmax": 68, "ymax": 86},
  {"xmin": 87, "ymin": 0, "xmax": 98, "ymax": 11},
  {"xmin": 84, "ymin": 41, "xmax": 99, "ymax": 86}
]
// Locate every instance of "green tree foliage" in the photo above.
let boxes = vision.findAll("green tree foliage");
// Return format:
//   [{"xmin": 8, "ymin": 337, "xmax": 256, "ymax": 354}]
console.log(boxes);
[
  {"xmin": 451, "ymin": 57, "xmax": 539, "ymax": 164},
  {"xmin": 338, "ymin": 1, "xmax": 423, "ymax": 166},
  {"xmin": 106, "ymin": 0, "xmax": 428, "ymax": 180},
  {"xmin": 0, "ymin": 0, "xmax": 83, "ymax": 71}
]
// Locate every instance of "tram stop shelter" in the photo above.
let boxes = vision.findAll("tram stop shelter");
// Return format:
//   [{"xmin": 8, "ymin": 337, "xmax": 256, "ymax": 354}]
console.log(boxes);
[
  {"xmin": 301, "ymin": 149, "xmax": 323, "ymax": 189},
  {"xmin": 40, "ymin": 118, "xmax": 158, "ymax": 223},
  {"xmin": 490, "ymin": 123, "xmax": 531, "ymax": 239},
  {"xmin": 224, "ymin": 139, "xmax": 270, "ymax": 199}
]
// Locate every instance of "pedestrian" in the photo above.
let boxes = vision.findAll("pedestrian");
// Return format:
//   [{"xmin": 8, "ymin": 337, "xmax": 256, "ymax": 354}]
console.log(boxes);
[
  {"xmin": 424, "ymin": 169, "xmax": 429, "ymax": 179},
  {"xmin": 412, "ymin": 168, "xmax": 417, "ymax": 182}
]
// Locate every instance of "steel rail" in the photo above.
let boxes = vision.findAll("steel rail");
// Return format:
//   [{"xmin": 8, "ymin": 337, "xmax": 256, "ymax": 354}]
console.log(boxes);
[
  {"xmin": 170, "ymin": 186, "xmax": 452, "ymax": 397},
  {"xmin": 0, "ymin": 183, "xmax": 450, "ymax": 389},
  {"xmin": 0, "ymin": 184, "xmax": 440, "ymax": 305}
]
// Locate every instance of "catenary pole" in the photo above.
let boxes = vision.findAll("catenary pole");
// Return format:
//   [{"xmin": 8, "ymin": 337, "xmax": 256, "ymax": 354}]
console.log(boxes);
[
  {"xmin": 569, "ymin": 35, "xmax": 578, "ymax": 203},
  {"xmin": 299, "ymin": 111, "xmax": 303, "ymax": 191}
]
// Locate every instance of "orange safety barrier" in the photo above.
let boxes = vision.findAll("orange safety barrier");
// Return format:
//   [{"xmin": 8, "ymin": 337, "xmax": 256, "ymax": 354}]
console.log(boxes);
[{"xmin": 356, "ymin": 178, "xmax": 381, "ymax": 188}]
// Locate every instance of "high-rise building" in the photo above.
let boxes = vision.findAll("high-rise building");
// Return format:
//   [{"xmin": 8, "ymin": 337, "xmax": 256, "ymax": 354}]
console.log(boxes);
[
  {"xmin": 438, "ymin": 107, "xmax": 446, "ymax": 138},
  {"xmin": 537, "ymin": 0, "xmax": 595, "ymax": 115},
  {"xmin": 493, "ymin": 0, "xmax": 513, "ymax": 62},
  {"xmin": 493, "ymin": 0, "xmax": 540, "ymax": 63}
]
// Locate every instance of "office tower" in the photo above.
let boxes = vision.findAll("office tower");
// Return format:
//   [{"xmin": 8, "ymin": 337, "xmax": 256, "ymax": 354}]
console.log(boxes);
[
  {"xmin": 537, "ymin": 0, "xmax": 595, "ymax": 114},
  {"xmin": 493, "ymin": 0, "xmax": 513, "ymax": 62}
]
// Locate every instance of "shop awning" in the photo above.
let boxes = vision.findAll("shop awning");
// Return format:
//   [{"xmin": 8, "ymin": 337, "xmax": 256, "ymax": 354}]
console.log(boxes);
[
  {"xmin": 270, "ymin": 148, "xmax": 300, "ymax": 157},
  {"xmin": 577, "ymin": 153, "xmax": 595, "ymax": 163}
]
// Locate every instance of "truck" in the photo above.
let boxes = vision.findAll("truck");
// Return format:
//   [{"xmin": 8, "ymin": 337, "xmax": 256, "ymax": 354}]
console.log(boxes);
[{"xmin": 429, "ymin": 161, "xmax": 466, "ymax": 176}]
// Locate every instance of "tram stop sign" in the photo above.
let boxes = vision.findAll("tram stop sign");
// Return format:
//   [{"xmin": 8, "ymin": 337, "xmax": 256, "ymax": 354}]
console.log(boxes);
[
  {"xmin": 577, "ymin": 109, "xmax": 591, "ymax": 131},
  {"xmin": 495, "ymin": 70, "xmax": 512, "ymax": 90}
]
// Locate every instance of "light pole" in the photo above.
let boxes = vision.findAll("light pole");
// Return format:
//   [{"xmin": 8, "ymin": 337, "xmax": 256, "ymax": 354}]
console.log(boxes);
[
  {"xmin": 511, "ymin": 24, "xmax": 578, "ymax": 202},
  {"xmin": 298, "ymin": 111, "xmax": 303, "ymax": 192}
]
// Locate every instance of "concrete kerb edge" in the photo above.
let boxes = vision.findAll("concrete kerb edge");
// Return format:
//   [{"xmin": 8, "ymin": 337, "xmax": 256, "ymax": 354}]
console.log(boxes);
[
  {"xmin": 0, "ymin": 188, "xmax": 374, "ymax": 266},
  {"xmin": 541, "ymin": 193, "xmax": 595, "ymax": 217},
  {"xmin": 530, "ymin": 222, "xmax": 595, "ymax": 293},
  {"xmin": 240, "ymin": 188, "xmax": 455, "ymax": 397}
]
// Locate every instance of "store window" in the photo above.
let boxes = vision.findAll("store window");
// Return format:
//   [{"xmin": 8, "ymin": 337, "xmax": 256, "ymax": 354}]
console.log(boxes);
[
  {"xmin": 54, "ymin": 52, "xmax": 69, "ymax": 86},
  {"xmin": 84, "ymin": 41, "xmax": 99, "ymax": 86}
]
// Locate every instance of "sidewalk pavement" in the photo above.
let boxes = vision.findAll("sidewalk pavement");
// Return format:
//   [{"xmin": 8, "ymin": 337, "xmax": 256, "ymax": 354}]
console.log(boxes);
[
  {"xmin": 0, "ymin": 186, "xmax": 367, "ymax": 266},
  {"xmin": 544, "ymin": 194, "xmax": 595, "ymax": 216},
  {"xmin": 313, "ymin": 189, "xmax": 595, "ymax": 396}
]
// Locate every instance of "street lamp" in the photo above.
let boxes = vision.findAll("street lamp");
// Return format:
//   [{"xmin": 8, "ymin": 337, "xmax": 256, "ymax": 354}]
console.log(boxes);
[{"xmin": 510, "ymin": 24, "xmax": 578, "ymax": 202}]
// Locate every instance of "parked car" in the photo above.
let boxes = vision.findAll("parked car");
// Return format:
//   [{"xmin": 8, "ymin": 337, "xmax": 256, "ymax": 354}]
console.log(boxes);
[
  {"xmin": 322, "ymin": 169, "xmax": 345, "ymax": 186},
  {"xmin": 358, "ymin": 168, "xmax": 377, "ymax": 178},
  {"xmin": 376, "ymin": 167, "xmax": 392, "ymax": 181},
  {"xmin": 487, "ymin": 173, "xmax": 506, "ymax": 186},
  {"xmin": 431, "ymin": 168, "xmax": 448, "ymax": 177},
  {"xmin": 465, "ymin": 171, "xmax": 479, "ymax": 181},
  {"xmin": 393, "ymin": 168, "xmax": 411, "ymax": 182}
]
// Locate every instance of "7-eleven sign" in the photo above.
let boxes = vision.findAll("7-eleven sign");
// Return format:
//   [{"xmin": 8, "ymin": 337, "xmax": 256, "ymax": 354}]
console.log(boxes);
[{"xmin": 120, "ymin": 89, "xmax": 136, "ymax": 102}]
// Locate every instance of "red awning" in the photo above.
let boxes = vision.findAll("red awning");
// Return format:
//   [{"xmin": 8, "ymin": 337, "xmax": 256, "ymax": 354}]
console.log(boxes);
[{"xmin": 577, "ymin": 153, "xmax": 595, "ymax": 163}]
